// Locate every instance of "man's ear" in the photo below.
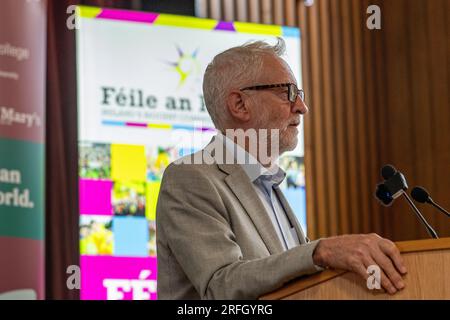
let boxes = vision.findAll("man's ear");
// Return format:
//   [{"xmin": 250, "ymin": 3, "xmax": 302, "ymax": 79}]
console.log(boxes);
[{"xmin": 226, "ymin": 90, "xmax": 251, "ymax": 123}]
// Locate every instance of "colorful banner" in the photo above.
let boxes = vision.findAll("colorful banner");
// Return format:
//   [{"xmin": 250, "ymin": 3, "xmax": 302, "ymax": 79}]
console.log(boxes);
[
  {"xmin": 77, "ymin": 6, "xmax": 306, "ymax": 300},
  {"xmin": 0, "ymin": 0, "xmax": 47, "ymax": 299}
]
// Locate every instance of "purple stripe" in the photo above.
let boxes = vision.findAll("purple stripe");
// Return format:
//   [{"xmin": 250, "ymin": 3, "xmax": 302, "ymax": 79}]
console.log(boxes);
[
  {"xmin": 126, "ymin": 122, "xmax": 148, "ymax": 128},
  {"xmin": 97, "ymin": 9, "xmax": 159, "ymax": 24},
  {"xmin": 196, "ymin": 127, "xmax": 216, "ymax": 132},
  {"xmin": 215, "ymin": 21, "xmax": 236, "ymax": 32}
]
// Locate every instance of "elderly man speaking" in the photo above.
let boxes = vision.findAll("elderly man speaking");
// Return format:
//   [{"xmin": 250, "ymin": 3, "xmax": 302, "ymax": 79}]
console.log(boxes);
[{"xmin": 156, "ymin": 38, "xmax": 407, "ymax": 300}]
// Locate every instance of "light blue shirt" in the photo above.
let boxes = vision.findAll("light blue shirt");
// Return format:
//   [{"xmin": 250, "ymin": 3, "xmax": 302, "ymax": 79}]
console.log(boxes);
[{"xmin": 216, "ymin": 134, "xmax": 301, "ymax": 251}]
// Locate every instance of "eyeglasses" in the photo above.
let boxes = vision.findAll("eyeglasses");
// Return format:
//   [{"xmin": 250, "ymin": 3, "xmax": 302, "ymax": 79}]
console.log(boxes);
[{"xmin": 240, "ymin": 83, "xmax": 305, "ymax": 103}]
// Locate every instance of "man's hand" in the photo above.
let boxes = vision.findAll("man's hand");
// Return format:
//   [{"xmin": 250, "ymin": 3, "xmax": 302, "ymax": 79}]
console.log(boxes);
[{"xmin": 312, "ymin": 233, "xmax": 407, "ymax": 294}]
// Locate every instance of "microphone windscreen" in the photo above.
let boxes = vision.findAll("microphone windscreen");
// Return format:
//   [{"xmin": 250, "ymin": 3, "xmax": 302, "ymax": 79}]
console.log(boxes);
[
  {"xmin": 381, "ymin": 164, "xmax": 396, "ymax": 180},
  {"xmin": 411, "ymin": 186, "xmax": 430, "ymax": 203},
  {"xmin": 375, "ymin": 183, "xmax": 393, "ymax": 206}
]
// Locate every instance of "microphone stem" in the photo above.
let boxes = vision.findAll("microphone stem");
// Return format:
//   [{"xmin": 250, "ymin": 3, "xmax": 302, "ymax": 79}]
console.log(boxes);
[
  {"xmin": 430, "ymin": 200, "xmax": 450, "ymax": 218},
  {"xmin": 402, "ymin": 193, "xmax": 439, "ymax": 239}
]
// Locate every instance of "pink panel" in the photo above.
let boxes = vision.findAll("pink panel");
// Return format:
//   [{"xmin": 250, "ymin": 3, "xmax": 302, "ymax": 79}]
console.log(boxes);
[{"xmin": 79, "ymin": 179, "xmax": 113, "ymax": 216}]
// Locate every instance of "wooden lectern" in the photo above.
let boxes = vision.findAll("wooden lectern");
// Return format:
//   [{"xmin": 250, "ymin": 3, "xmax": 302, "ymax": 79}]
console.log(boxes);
[{"xmin": 260, "ymin": 238, "xmax": 450, "ymax": 300}]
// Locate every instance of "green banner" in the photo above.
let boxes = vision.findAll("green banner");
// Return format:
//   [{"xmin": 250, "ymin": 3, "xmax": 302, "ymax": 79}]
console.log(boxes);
[{"xmin": 0, "ymin": 138, "xmax": 44, "ymax": 240}]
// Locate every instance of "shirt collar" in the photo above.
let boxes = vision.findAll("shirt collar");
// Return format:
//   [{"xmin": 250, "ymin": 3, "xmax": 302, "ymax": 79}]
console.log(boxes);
[{"xmin": 215, "ymin": 133, "xmax": 285, "ymax": 183}]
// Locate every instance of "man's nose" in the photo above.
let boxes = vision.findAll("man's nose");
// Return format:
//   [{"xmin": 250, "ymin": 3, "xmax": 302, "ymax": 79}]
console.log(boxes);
[{"xmin": 292, "ymin": 96, "xmax": 308, "ymax": 115}]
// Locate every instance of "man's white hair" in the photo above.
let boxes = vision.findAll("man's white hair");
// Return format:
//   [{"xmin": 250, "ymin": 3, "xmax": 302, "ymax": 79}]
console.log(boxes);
[{"xmin": 203, "ymin": 37, "xmax": 287, "ymax": 131}]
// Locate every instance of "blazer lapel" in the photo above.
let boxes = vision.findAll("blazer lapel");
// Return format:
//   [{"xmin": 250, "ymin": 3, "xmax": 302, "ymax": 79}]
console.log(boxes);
[
  {"xmin": 273, "ymin": 186, "xmax": 308, "ymax": 244},
  {"xmin": 222, "ymin": 166, "xmax": 284, "ymax": 254}
]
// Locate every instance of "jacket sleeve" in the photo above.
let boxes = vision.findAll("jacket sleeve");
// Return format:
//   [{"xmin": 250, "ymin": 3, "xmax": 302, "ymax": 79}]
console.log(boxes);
[{"xmin": 157, "ymin": 163, "xmax": 322, "ymax": 300}]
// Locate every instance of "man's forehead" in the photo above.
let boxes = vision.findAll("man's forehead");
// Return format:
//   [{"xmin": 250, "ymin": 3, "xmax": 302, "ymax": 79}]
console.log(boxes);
[{"xmin": 258, "ymin": 54, "xmax": 297, "ymax": 85}]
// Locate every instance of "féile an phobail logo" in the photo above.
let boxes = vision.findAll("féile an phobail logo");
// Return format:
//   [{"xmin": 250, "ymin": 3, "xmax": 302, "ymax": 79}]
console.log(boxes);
[{"xmin": 166, "ymin": 46, "xmax": 201, "ymax": 88}]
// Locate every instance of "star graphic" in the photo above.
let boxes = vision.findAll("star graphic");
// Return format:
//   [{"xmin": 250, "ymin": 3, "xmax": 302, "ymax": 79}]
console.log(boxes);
[{"xmin": 166, "ymin": 46, "xmax": 200, "ymax": 87}]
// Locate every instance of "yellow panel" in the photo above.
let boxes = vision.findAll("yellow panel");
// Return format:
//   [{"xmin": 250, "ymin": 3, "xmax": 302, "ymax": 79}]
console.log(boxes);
[
  {"xmin": 77, "ymin": 6, "xmax": 102, "ymax": 19},
  {"xmin": 111, "ymin": 144, "xmax": 147, "ymax": 182},
  {"xmin": 146, "ymin": 181, "xmax": 161, "ymax": 221},
  {"xmin": 234, "ymin": 22, "xmax": 283, "ymax": 36},
  {"xmin": 154, "ymin": 14, "xmax": 217, "ymax": 30},
  {"xmin": 148, "ymin": 123, "xmax": 172, "ymax": 130}
]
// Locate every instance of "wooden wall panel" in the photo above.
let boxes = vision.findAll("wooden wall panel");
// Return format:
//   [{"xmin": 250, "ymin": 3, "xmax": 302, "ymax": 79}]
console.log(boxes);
[
  {"xmin": 222, "ymin": 0, "xmax": 235, "ymax": 21},
  {"xmin": 308, "ymin": 1, "xmax": 328, "ymax": 236},
  {"xmin": 235, "ymin": 0, "xmax": 248, "ymax": 22},
  {"xmin": 297, "ymin": 3, "xmax": 317, "ymax": 237},
  {"xmin": 318, "ymin": 0, "xmax": 338, "ymax": 236},
  {"xmin": 261, "ymin": 0, "xmax": 272, "ymax": 24},
  {"xmin": 209, "ymin": 0, "xmax": 222, "ymax": 19},
  {"xmin": 272, "ymin": 0, "xmax": 284, "ymax": 26},
  {"xmin": 351, "ymin": 0, "xmax": 370, "ymax": 234},
  {"xmin": 284, "ymin": 0, "xmax": 296, "ymax": 26},
  {"xmin": 328, "ymin": 0, "xmax": 350, "ymax": 236},
  {"xmin": 361, "ymin": 0, "xmax": 382, "ymax": 235},
  {"xmin": 249, "ymin": 0, "xmax": 260, "ymax": 23},
  {"xmin": 197, "ymin": 0, "xmax": 449, "ymax": 241},
  {"xmin": 426, "ymin": 0, "xmax": 450, "ymax": 240}
]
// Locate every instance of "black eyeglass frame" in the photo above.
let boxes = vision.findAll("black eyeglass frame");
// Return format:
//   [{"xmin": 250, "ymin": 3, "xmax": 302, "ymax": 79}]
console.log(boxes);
[{"xmin": 240, "ymin": 83, "xmax": 305, "ymax": 103}]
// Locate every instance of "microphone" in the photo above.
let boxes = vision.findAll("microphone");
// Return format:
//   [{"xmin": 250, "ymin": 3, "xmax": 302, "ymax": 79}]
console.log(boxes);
[
  {"xmin": 381, "ymin": 164, "xmax": 396, "ymax": 180},
  {"xmin": 411, "ymin": 186, "xmax": 450, "ymax": 218},
  {"xmin": 375, "ymin": 165, "xmax": 439, "ymax": 239},
  {"xmin": 381, "ymin": 164, "xmax": 408, "ymax": 199},
  {"xmin": 374, "ymin": 165, "xmax": 401, "ymax": 206},
  {"xmin": 375, "ymin": 183, "xmax": 393, "ymax": 206}
]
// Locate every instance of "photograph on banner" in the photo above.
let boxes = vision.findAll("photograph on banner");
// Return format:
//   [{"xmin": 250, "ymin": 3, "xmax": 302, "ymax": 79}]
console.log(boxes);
[
  {"xmin": 112, "ymin": 181, "xmax": 146, "ymax": 217},
  {"xmin": 278, "ymin": 154, "xmax": 307, "ymax": 231},
  {"xmin": 148, "ymin": 220, "xmax": 157, "ymax": 256},
  {"xmin": 79, "ymin": 142, "xmax": 111, "ymax": 179},
  {"xmin": 280, "ymin": 155, "xmax": 306, "ymax": 190},
  {"xmin": 80, "ymin": 215, "xmax": 114, "ymax": 256}
]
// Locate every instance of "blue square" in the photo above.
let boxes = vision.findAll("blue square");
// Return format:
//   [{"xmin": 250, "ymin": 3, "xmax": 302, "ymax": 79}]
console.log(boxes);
[{"xmin": 113, "ymin": 216, "xmax": 149, "ymax": 256}]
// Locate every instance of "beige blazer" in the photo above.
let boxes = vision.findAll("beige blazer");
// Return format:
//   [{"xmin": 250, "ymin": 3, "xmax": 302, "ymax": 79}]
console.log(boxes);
[{"xmin": 156, "ymin": 139, "xmax": 322, "ymax": 299}]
